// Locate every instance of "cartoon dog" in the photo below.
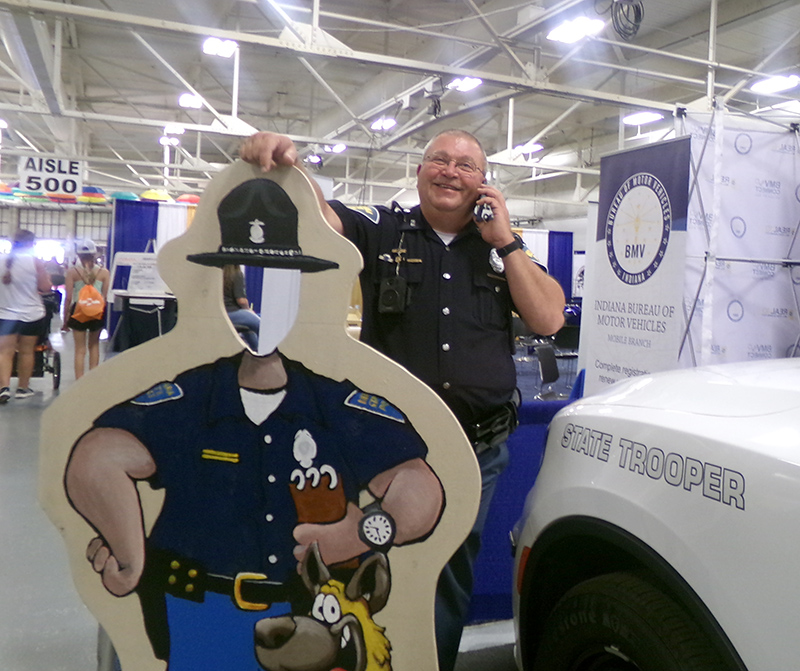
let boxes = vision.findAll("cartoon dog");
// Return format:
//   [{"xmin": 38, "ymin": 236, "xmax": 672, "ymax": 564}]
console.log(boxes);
[{"xmin": 255, "ymin": 544, "xmax": 392, "ymax": 671}]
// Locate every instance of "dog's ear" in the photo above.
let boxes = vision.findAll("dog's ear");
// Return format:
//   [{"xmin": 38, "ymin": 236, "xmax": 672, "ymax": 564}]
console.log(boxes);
[
  {"xmin": 345, "ymin": 552, "xmax": 391, "ymax": 613},
  {"xmin": 301, "ymin": 542, "xmax": 332, "ymax": 594}
]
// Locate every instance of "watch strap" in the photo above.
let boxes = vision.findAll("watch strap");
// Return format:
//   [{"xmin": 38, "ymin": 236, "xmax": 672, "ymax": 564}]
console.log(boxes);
[{"xmin": 496, "ymin": 236, "xmax": 523, "ymax": 258}]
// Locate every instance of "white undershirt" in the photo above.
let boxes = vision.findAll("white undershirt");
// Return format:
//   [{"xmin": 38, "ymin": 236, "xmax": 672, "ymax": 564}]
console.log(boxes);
[
  {"xmin": 434, "ymin": 230, "xmax": 457, "ymax": 246},
  {"xmin": 239, "ymin": 388, "xmax": 287, "ymax": 425}
]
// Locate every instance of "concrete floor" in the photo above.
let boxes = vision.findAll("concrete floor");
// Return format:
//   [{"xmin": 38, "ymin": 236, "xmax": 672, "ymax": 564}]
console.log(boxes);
[
  {"xmin": 0, "ymin": 329, "xmax": 98, "ymax": 671},
  {"xmin": 0, "ymin": 323, "xmax": 520, "ymax": 671}
]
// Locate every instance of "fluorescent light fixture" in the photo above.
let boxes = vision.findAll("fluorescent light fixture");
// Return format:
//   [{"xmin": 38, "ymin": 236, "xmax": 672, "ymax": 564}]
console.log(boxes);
[
  {"xmin": 179, "ymin": 93, "xmax": 203, "ymax": 109},
  {"xmin": 324, "ymin": 143, "xmax": 347, "ymax": 154},
  {"xmin": 514, "ymin": 140, "xmax": 544, "ymax": 154},
  {"xmin": 547, "ymin": 16, "xmax": 604, "ymax": 44},
  {"xmin": 753, "ymin": 100, "xmax": 800, "ymax": 115},
  {"xmin": 203, "ymin": 37, "xmax": 238, "ymax": 58},
  {"xmin": 159, "ymin": 136, "xmax": 180, "ymax": 147},
  {"xmin": 163, "ymin": 124, "xmax": 186, "ymax": 135},
  {"xmin": 370, "ymin": 117, "xmax": 397, "ymax": 131},
  {"xmin": 622, "ymin": 111, "xmax": 664, "ymax": 126},
  {"xmin": 750, "ymin": 75, "xmax": 800, "ymax": 95},
  {"xmin": 447, "ymin": 77, "xmax": 483, "ymax": 92}
]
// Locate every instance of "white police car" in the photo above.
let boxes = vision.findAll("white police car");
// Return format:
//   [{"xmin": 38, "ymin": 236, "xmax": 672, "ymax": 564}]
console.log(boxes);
[{"xmin": 512, "ymin": 357, "xmax": 800, "ymax": 671}]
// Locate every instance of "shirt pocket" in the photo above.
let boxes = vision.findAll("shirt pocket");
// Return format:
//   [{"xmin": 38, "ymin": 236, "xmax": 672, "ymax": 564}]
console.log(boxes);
[{"xmin": 472, "ymin": 271, "xmax": 510, "ymax": 330}]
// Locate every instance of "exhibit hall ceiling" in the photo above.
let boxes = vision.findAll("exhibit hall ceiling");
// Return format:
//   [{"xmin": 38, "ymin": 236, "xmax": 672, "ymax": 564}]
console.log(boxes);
[{"xmin": 1, "ymin": 0, "xmax": 799, "ymax": 219}]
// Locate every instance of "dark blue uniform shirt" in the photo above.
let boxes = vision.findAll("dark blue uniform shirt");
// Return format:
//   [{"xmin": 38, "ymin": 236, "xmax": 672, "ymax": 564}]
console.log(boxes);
[
  {"xmin": 331, "ymin": 201, "xmax": 517, "ymax": 426},
  {"xmin": 92, "ymin": 352, "xmax": 427, "ymax": 584}
]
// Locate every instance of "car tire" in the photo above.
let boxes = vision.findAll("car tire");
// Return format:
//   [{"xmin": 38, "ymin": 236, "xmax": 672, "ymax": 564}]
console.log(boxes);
[{"xmin": 532, "ymin": 571, "xmax": 733, "ymax": 671}]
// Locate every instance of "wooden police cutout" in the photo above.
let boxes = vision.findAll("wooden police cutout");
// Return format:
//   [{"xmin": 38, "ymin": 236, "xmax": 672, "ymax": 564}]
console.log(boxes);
[{"xmin": 40, "ymin": 161, "xmax": 481, "ymax": 671}]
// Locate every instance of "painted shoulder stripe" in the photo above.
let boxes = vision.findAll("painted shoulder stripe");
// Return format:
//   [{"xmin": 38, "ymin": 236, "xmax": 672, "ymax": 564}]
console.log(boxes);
[
  {"xmin": 346, "ymin": 204, "xmax": 380, "ymax": 224},
  {"xmin": 131, "ymin": 381, "xmax": 184, "ymax": 405},
  {"xmin": 344, "ymin": 391, "xmax": 405, "ymax": 423}
]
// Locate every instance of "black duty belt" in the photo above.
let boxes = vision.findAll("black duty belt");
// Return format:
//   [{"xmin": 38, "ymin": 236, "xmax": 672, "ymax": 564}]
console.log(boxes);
[
  {"xmin": 143, "ymin": 548, "xmax": 291, "ymax": 611},
  {"xmin": 463, "ymin": 392, "xmax": 520, "ymax": 454}
]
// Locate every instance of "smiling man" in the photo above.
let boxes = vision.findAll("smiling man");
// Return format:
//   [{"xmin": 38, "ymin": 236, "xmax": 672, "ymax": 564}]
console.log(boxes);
[{"xmin": 241, "ymin": 128, "xmax": 565, "ymax": 671}]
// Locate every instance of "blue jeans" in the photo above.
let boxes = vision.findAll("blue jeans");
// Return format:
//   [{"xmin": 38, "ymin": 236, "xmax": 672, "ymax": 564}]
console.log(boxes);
[
  {"xmin": 435, "ymin": 440, "xmax": 510, "ymax": 671},
  {"xmin": 226, "ymin": 309, "xmax": 261, "ymax": 350}
]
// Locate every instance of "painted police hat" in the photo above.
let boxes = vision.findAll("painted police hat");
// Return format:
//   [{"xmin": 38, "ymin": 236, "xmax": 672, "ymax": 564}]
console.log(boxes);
[{"xmin": 186, "ymin": 178, "xmax": 338, "ymax": 272}]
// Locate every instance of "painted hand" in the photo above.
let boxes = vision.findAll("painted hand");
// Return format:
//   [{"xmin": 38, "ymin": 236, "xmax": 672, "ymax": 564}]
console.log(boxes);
[
  {"xmin": 86, "ymin": 536, "xmax": 142, "ymax": 597},
  {"xmin": 292, "ymin": 502, "xmax": 368, "ymax": 567}
]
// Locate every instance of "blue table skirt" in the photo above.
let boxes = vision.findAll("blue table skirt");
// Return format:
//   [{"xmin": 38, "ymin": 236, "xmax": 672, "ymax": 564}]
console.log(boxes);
[{"xmin": 467, "ymin": 398, "xmax": 572, "ymax": 623}]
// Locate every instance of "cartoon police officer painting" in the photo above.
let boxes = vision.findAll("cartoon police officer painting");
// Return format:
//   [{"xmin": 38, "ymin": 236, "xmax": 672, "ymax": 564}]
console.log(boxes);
[{"xmin": 45, "ymin": 164, "xmax": 478, "ymax": 671}]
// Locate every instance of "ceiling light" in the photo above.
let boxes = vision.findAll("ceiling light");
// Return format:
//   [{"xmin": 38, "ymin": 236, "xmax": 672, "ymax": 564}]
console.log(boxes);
[
  {"xmin": 447, "ymin": 77, "xmax": 483, "ymax": 92},
  {"xmin": 514, "ymin": 140, "xmax": 543, "ymax": 154},
  {"xmin": 305, "ymin": 154, "xmax": 322, "ymax": 165},
  {"xmin": 622, "ymin": 111, "xmax": 664, "ymax": 126},
  {"xmin": 203, "ymin": 37, "xmax": 238, "ymax": 58},
  {"xmin": 750, "ymin": 75, "xmax": 800, "ymax": 95},
  {"xmin": 370, "ymin": 117, "xmax": 397, "ymax": 132},
  {"xmin": 324, "ymin": 143, "xmax": 347, "ymax": 154},
  {"xmin": 547, "ymin": 16, "xmax": 604, "ymax": 44},
  {"xmin": 179, "ymin": 93, "xmax": 203, "ymax": 109},
  {"xmin": 0, "ymin": 119, "xmax": 8, "ymax": 130},
  {"xmin": 163, "ymin": 124, "xmax": 186, "ymax": 135},
  {"xmin": 753, "ymin": 100, "xmax": 800, "ymax": 115},
  {"xmin": 159, "ymin": 136, "xmax": 180, "ymax": 147}
]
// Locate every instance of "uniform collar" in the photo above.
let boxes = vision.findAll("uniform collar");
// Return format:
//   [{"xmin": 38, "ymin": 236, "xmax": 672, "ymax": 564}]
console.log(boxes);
[
  {"xmin": 397, "ymin": 203, "xmax": 480, "ymax": 243},
  {"xmin": 206, "ymin": 351, "xmax": 321, "ymax": 424}
]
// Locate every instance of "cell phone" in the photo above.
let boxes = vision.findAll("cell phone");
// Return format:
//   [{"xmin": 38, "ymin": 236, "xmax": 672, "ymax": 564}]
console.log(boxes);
[{"xmin": 473, "ymin": 201, "xmax": 493, "ymax": 222}]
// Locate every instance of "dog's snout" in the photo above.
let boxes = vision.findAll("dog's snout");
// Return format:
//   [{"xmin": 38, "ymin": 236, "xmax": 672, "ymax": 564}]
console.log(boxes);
[{"xmin": 255, "ymin": 616, "xmax": 297, "ymax": 650}]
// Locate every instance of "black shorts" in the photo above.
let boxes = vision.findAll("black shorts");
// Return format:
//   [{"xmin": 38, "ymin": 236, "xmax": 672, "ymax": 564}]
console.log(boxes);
[
  {"xmin": 0, "ymin": 316, "xmax": 48, "ymax": 337},
  {"xmin": 67, "ymin": 304, "xmax": 106, "ymax": 332}
]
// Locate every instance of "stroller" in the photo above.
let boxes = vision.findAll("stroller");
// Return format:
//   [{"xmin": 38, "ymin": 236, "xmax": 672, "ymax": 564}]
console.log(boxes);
[{"xmin": 11, "ymin": 290, "xmax": 63, "ymax": 390}]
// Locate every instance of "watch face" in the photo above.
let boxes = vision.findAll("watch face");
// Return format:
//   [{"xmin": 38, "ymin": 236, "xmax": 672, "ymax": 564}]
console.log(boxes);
[
  {"xmin": 605, "ymin": 172, "xmax": 671, "ymax": 286},
  {"xmin": 362, "ymin": 513, "xmax": 394, "ymax": 547}
]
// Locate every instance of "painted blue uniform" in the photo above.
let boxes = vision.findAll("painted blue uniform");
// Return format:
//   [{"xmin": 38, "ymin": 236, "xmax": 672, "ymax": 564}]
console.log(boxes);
[{"xmin": 91, "ymin": 351, "xmax": 427, "ymax": 670}]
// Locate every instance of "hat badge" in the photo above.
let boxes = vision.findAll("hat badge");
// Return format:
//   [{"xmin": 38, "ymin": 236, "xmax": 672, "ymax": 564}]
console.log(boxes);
[{"xmin": 249, "ymin": 219, "xmax": 265, "ymax": 244}]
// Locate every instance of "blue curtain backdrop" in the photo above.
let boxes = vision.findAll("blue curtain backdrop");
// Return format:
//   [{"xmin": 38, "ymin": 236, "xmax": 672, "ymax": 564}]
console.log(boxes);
[
  {"xmin": 547, "ymin": 230, "xmax": 574, "ymax": 301},
  {"xmin": 244, "ymin": 266, "xmax": 262, "ymax": 314},
  {"xmin": 108, "ymin": 200, "xmax": 161, "ymax": 344}
]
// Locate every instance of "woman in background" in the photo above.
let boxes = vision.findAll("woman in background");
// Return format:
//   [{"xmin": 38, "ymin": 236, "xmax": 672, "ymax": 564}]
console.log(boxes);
[
  {"xmin": 63, "ymin": 239, "xmax": 109, "ymax": 379},
  {"xmin": 223, "ymin": 264, "xmax": 260, "ymax": 350},
  {"xmin": 0, "ymin": 229, "xmax": 51, "ymax": 403}
]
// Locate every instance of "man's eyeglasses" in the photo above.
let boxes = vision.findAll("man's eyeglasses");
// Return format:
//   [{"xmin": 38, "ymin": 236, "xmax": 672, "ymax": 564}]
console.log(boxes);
[{"xmin": 423, "ymin": 153, "xmax": 484, "ymax": 176}]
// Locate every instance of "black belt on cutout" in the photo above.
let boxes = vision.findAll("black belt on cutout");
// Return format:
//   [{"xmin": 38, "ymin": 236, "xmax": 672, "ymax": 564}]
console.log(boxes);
[{"xmin": 143, "ymin": 548, "xmax": 290, "ymax": 611}]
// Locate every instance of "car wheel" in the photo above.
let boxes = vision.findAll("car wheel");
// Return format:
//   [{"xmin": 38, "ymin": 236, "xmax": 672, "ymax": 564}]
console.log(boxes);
[
  {"xmin": 52, "ymin": 351, "xmax": 61, "ymax": 390},
  {"xmin": 532, "ymin": 571, "xmax": 732, "ymax": 671}
]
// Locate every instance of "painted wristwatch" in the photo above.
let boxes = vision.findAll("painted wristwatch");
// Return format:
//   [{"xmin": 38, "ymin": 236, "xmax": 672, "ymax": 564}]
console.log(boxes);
[{"xmin": 358, "ymin": 502, "xmax": 396, "ymax": 551}]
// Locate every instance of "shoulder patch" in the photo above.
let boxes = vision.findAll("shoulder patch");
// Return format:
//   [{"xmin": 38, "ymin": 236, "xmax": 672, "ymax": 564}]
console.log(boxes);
[
  {"xmin": 346, "ymin": 205, "xmax": 381, "ymax": 224},
  {"xmin": 344, "ymin": 390, "xmax": 406, "ymax": 423},
  {"xmin": 131, "ymin": 381, "xmax": 184, "ymax": 406}
]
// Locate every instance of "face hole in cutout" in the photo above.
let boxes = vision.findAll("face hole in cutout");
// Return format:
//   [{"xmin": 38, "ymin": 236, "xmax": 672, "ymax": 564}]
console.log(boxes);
[{"xmin": 222, "ymin": 264, "xmax": 261, "ymax": 351}]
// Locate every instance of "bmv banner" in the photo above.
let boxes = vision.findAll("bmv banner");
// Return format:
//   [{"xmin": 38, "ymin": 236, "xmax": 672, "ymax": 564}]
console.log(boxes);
[{"xmin": 579, "ymin": 137, "xmax": 691, "ymax": 394}]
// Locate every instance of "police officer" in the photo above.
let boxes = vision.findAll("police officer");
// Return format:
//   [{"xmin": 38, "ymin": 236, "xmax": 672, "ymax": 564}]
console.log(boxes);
[
  {"xmin": 65, "ymin": 178, "xmax": 444, "ymax": 671},
  {"xmin": 241, "ymin": 129, "xmax": 566, "ymax": 671}
]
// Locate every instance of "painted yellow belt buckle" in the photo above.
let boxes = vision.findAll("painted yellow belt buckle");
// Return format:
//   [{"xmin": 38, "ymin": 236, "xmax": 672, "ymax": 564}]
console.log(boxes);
[{"xmin": 233, "ymin": 572, "xmax": 269, "ymax": 611}]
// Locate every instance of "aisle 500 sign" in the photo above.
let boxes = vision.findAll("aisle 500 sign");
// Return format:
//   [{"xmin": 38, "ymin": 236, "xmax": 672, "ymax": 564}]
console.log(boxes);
[{"xmin": 18, "ymin": 157, "xmax": 84, "ymax": 195}]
